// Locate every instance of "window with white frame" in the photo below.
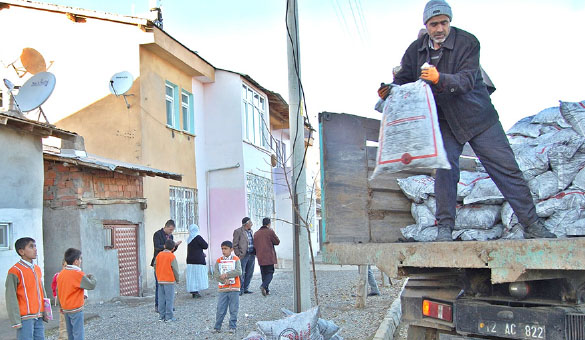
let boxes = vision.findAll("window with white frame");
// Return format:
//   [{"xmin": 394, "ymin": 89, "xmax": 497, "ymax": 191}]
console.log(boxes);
[
  {"xmin": 165, "ymin": 82, "xmax": 176, "ymax": 128},
  {"xmin": 242, "ymin": 84, "xmax": 269, "ymax": 148},
  {"xmin": 0, "ymin": 89, "xmax": 4, "ymax": 109},
  {"xmin": 246, "ymin": 173, "xmax": 274, "ymax": 228},
  {"xmin": 273, "ymin": 139, "xmax": 287, "ymax": 167},
  {"xmin": 0, "ymin": 223, "xmax": 11, "ymax": 249},
  {"xmin": 181, "ymin": 90, "xmax": 194, "ymax": 134},
  {"xmin": 169, "ymin": 186, "xmax": 198, "ymax": 233}
]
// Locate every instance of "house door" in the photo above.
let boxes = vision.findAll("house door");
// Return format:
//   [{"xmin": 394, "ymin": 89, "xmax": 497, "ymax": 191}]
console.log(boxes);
[{"xmin": 108, "ymin": 224, "xmax": 140, "ymax": 296}]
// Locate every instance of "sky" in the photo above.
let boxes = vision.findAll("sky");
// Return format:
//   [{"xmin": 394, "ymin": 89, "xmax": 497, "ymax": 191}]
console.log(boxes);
[{"xmin": 43, "ymin": 0, "xmax": 584, "ymax": 130}]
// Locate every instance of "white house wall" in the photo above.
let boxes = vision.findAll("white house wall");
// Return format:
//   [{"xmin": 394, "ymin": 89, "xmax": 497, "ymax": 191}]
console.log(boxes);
[
  {"xmin": 0, "ymin": 128, "xmax": 44, "ymax": 318},
  {"xmin": 199, "ymin": 71, "xmax": 246, "ymax": 264}
]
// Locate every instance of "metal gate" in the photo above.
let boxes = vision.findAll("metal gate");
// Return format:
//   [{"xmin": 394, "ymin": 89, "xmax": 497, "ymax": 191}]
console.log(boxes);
[{"xmin": 108, "ymin": 224, "xmax": 140, "ymax": 296}]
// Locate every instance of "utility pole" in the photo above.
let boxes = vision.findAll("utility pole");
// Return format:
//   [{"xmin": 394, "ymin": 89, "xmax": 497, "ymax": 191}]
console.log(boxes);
[{"xmin": 286, "ymin": 0, "xmax": 311, "ymax": 312}]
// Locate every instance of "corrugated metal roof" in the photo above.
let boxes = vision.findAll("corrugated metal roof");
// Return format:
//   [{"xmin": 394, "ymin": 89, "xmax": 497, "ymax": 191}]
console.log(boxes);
[
  {"xmin": 43, "ymin": 148, "xmax": 182, "ymax": 181},
  {"xmin": 0, "ymin": 111, "xmax": 78, "ymax": 140}
]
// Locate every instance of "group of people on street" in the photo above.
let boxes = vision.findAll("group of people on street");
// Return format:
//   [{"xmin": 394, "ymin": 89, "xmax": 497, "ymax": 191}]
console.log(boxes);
[
  {"xmin": 150, "ymin": 216, "xmax": 280, "ymax": 333},
  {"xmin": 6, "ymin": 237, "xmax": 96, "ymax": 340}
]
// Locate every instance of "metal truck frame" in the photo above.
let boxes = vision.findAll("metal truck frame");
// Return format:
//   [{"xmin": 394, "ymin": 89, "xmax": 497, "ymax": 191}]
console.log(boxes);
[{"xmin": 319, "ymin": 112, "xmax": 585, "ymax": 340}]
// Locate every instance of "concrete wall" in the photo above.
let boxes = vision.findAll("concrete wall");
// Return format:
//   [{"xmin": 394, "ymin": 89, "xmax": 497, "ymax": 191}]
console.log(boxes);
[
  {"xmin": 79, "ymin": 204, "xmax": 145, "ymax": 302},
  {"xmin": 0, "ymin": 128, "xmax": 44, "ymax": 318}
]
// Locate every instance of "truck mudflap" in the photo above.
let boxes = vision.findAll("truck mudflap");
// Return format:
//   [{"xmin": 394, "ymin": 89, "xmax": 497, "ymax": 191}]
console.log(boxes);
[{"xmin": 455, "ymin": 300, "xmax": 568, "ymax": 340}]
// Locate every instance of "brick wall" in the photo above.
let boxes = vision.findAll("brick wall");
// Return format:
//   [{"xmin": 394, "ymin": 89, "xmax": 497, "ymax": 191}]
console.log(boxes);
[{"xmin": 44, "ymin": 160, "xmax": 144, "ymax": 208}]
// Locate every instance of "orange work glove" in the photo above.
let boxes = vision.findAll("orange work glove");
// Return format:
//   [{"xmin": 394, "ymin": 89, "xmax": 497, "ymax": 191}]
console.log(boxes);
[
  {"xmin": 420, "ymin": 66, "xmax": 440, "ymax": 84},
  {"xmin": 378, "ymin": 84, "xmax": 391, "ymax": 100}
]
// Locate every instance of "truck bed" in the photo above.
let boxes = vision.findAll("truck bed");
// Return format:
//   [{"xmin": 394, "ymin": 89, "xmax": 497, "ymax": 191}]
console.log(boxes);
[{"xmin": 319, "ymin": 112, "xmax": 585, "ymax": 283}]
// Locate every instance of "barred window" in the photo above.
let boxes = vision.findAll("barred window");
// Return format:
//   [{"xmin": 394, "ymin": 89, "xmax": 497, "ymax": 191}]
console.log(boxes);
[
  {"xmin": 169, "ymin": 186, "xmax": 198, "ymax": 233},
  {"xmin": 246, "ymin": 173, "xmax": 274, "ymax": 228}
]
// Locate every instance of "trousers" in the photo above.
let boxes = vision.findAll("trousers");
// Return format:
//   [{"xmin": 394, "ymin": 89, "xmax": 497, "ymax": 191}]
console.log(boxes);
[{"xmin": 435, "ymin": 121, "xmax": 537, "ymax": 228}]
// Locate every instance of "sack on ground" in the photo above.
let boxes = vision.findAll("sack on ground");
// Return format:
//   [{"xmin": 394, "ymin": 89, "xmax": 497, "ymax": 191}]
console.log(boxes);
[
  {"xmin": 281, "ymin": 308, "xmax": 341, "ymax": 340},
  {"xmin": 257, "ymin": 306, "xmax": 323, "ymax": 340},
  {"xmin": 506, "ymin": 115, "xmax": 540, "ymax": 137},
  {"xmin": 531, "ymin": 106, "xmax": 571, "ymax": 128},
  {"xmin": 371, "ymin": 80, "xmax": 449, "ymax": 177}
]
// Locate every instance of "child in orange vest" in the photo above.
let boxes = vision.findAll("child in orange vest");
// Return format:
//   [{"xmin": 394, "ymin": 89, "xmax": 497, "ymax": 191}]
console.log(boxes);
[
  {"xmin": 212, "ymin": 240, "xmax": 242, "ymax": 334},
  {"xmin": 5, "ymin": 237, "xmax": 48, "ymax": 339},
  {"xmin": 51, "ymin": 260, "xmax": 67, "ymax": 340},
  {"xmin": 57, "ymin": 248, "xmax": 97, "ymax": 340},
  {"xmin": 154, "ymin": 239, "xmax": 179, "ymax": 322}
]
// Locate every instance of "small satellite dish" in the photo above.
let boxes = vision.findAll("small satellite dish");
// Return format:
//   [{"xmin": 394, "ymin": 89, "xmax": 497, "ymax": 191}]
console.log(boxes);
[
  {"xmin": 11, "ymin": 72, "xmax": 56, "ymax": 123},
  {"xmin": 3, "ymin": 78, "xmax": 14, "ymax": 90},
  {"xmin": 20, "ymin": 48, "xmax": 47, "ymax": 75},
  {"xmin": 109, "ymin": 71, "xmax": 134, "ymax": 96}
]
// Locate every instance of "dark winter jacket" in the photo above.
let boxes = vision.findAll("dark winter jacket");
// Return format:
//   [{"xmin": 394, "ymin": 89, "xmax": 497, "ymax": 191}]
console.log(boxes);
[
  {"xmin": 393, "ymin": 27, "xmax": 499, "ymax": 144},
  {"xmin": 253, "ymin": 226, "xmax": 280, "ymax": 266},
  {"xmin": 186, "ymin": 235, "xmax": 208, "ymax": 265}
]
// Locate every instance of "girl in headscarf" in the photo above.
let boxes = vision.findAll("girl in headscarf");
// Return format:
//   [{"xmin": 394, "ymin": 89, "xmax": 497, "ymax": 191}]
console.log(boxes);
[{"xmin": 186, "ymin": 224, "xmax": 209, "ymax": 297}]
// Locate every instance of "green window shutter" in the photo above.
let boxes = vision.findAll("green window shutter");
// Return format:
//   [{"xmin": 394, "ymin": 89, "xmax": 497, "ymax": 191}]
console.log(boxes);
[
  {"xmin": 188, "ymin": 93, "xmax": 195, "ymax": 134},
  {"xmin": 173, "ymin": 84, "xmax": 180, "ymax": 130}
]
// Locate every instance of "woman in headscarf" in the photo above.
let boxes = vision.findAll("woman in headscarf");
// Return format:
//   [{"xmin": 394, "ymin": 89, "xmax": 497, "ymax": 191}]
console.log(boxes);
[{"xmin": 186, "ymin": 224, "xmax": 209, "ymax": 298}]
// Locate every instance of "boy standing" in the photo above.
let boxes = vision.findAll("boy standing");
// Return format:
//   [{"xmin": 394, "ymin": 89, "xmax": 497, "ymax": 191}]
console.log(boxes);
[
  {"xmin": 213, "ymin": 240, "xmax": 242, "ymax": 334},
  {"xmin": 57, "ymin": 248, "xmax": 97, "ymax": 340},
  {"xmin": 154, "ymin": 239, "xmax": 179, "ymax": 322},
  {"xmin": 6, "ymin": 237, "xmax": 48, "ymax": 340}
]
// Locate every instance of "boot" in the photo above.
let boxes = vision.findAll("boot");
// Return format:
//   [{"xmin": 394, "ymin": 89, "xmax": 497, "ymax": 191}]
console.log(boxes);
[
  {"xmin": 525, "ymin": 219, "xmax": 556, "ymax": 239},
  {"xmin": 435, "ymin": 226, "xmax": 453, "ymax": 242}
]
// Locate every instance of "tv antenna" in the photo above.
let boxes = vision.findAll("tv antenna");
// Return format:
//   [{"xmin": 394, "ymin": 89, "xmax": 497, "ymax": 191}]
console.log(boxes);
[
  {"xmin": 3, "ymin": 72, "xmax": 56, "ymax": 123},
  {"xmin": 5, "ymin": 48, "xmax": 54, "ymax": 78},
  {"xmin": 109, "ymin": 71, "xmax": 134, "ymax": 109}
]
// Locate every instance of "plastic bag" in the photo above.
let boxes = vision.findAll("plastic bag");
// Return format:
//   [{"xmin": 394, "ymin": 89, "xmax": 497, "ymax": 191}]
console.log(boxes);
[
  {"xmin": 396, "ymin": 175, "xmax": 435, "ymax": 203},
  {"xmin": 257, "ymin": 306, "xmax": 323, "ymax": 340},
  {"xmin": 550, "ymin": 151, "xmax": 585, "ymax": 191},
  {"xmin": 463, "ymin": 178, "xmax": 504, "ymax": 205},
  {"xmin": 572, "ymin": 167, "xmax": 585, "ymax": 190},
  {"xmin": 511, "ymin": 143, "xmax": 550, "ymax": 181},
  {"xmin": 507, "ymin": 115, "xmax": 540, "ymax": 137},
  {"xmin": 528, "ymin": 171, "xmax": 559, "ymax": 200},
  {"xmin": 281, "ymin": 308, "xmax": 340, "ymax": 340},
  {"xmin": 454, "ymin": 204, "xmax": 501, "ymax": 230},
  {"xmin": 531, "ymin": 106, "xmax": 571, "ymax": 128},
  {"xmin": 371, "ymin": 80, "xmax": 450, "ymax": 177},
  {"xmin": 536, "ymin": 190, "xmax": 585, "ymax": 217},
  {"xmin": 560, "ymin": 100, "xmax": 585, "ymax": 136},
  {"xmin": 411, "ymin": 202, "xmax": 436, "ymax": 228},
  {"xmin": 457, "ymin": 171, "xmax": 490, "ymax": 201},
  {"xmin": 453, "ymin": 224, "xmax": 503, "ymax": 241},
  {"xmin": 243, "ymin": 332, "xmax": 266, "ymax": 340},
  {"xmin": 400, "ymin": 224, "xmax": 439, "ymax": 242}
]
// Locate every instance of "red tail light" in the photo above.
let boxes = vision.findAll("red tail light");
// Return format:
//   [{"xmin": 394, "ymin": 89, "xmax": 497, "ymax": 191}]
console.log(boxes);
[{"xmin": 422, "ymin": 299, "xmax": 453, "ymax": 322}]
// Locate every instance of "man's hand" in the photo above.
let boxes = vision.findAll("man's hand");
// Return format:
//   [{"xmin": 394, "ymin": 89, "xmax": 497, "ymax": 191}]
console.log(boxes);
[
  {"xmin": 420, "ymin": 66, "xmax": 440, "ymax": 84},
  {"xmin": 377, "ymin": 84, "xmax": 391, "ymax": 100}
]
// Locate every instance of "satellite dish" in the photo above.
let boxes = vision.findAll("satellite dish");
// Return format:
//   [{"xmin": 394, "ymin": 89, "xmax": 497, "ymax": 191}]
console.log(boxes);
[
  {"xmin": 10, "ymin": 72, "xmax": 56, "ymax": 123},
  {"xmin": 20, "ymin": 48, "xmax": 47, "ymax": 75},
  {"xmin": 109, "ymin": 71, "xmax": 133, "ymax": 96}
]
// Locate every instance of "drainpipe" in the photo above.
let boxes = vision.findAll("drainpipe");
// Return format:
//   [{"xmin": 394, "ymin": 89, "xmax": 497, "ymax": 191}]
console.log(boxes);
[{"xmin": 206, "ymin": 163, "xmax": 240, "ymax": 273}]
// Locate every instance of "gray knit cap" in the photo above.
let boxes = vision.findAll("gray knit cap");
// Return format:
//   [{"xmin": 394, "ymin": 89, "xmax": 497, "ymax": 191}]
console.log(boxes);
[{"xmin": 423, "ymin": 0, "xmax": 452, "ymax": 24}]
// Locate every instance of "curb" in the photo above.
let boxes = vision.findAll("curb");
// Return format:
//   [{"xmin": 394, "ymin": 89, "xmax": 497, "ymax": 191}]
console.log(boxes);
[{"xmin": 372, "ymin": 279, "xmax": 407, "ymax": 340}]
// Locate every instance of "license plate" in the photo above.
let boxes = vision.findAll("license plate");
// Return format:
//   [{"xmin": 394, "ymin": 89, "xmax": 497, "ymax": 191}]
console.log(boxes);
[{"xmin": 478, "ymin": 320, "xmax": 546, "ymax": 339}]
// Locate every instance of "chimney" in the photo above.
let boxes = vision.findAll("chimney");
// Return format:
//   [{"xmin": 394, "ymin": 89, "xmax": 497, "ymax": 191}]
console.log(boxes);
[{"xmin": 61, "ymin": 135, "xmax": 87, "ymax": 157}]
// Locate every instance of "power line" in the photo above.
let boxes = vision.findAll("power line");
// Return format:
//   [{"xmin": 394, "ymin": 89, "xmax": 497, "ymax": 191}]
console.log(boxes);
[{"xmin": 347, "ymin": 0, "xmax": 364, "ymax": 42}]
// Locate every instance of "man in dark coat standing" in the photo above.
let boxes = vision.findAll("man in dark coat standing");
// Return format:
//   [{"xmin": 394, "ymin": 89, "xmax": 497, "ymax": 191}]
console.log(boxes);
[
  {"xmin": 377, "ymin": 0, "xmax": 555, "ymax": 241},
  {"xmin": 253, "ymin": 217, "xmax": 280, "ymax": 296},
  {"xmin": 151, "ymin": 219, "xmax": 182, "ymax": 312},
  {"xmin": 233, "ymin": 217, "xmax": 255, "ymax": 295}
]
